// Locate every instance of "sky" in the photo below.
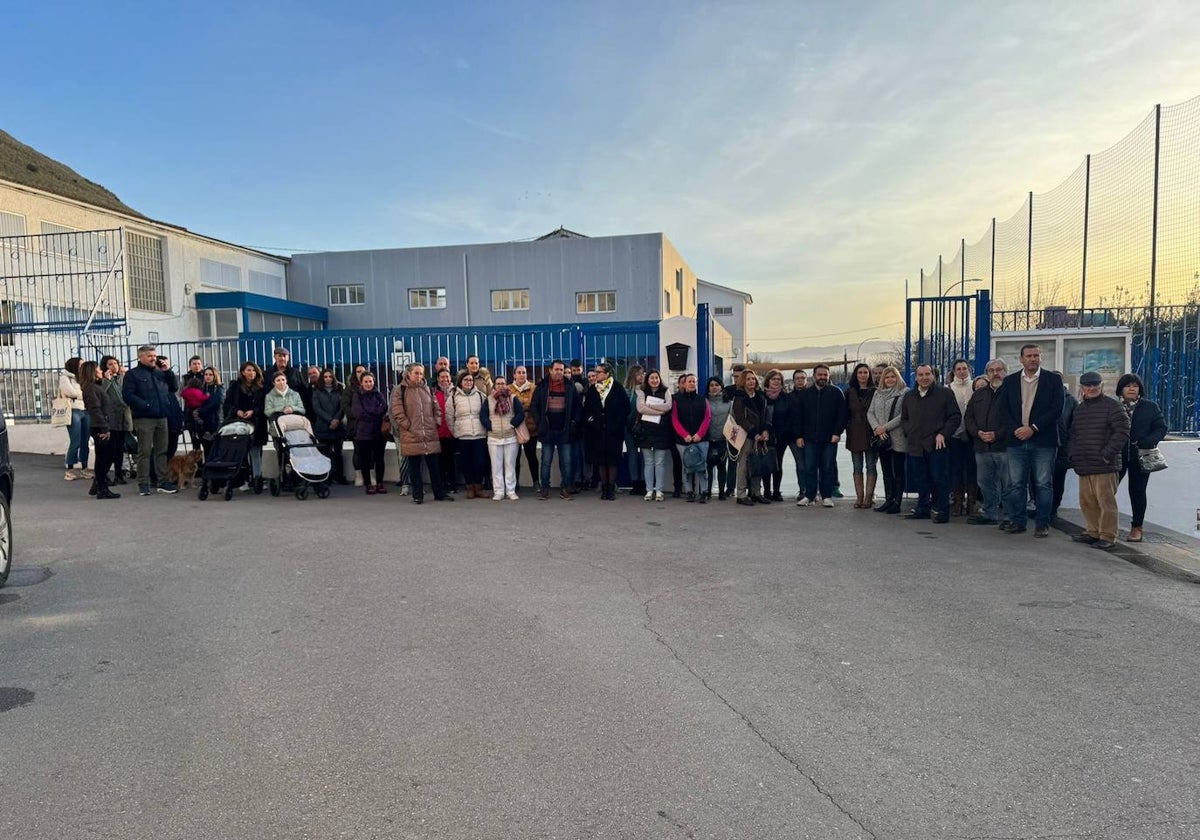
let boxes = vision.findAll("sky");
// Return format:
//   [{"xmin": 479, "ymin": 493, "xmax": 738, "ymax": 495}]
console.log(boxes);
[{"xmin": 6, "ymin": 0, "xmax": 1200, "ymax": 354}]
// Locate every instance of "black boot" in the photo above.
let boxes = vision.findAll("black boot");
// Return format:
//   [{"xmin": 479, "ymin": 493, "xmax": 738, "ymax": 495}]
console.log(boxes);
[
  {"xmin": 88, "ymin": 478, "xmax": 98, "ymax": 497},
  {"xmin": 874, "ymin": 474, "xmax": 892, "ymax": 512}
]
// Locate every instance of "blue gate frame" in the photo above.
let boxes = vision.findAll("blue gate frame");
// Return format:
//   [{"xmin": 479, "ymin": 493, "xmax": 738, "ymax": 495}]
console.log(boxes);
[{"xmin": 905, "ymin": 290, "xmax": 991, "ymax": 382}]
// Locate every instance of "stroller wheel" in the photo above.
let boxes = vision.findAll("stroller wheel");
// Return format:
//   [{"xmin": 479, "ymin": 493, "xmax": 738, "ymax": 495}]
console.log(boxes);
[
  {"xmin": 198, "ymin": 485, "xmax": 209, "ymax": 501},
  {"xmin": 315, "ymin": 485, "xmax": 330, "ymax": 499},
  {"xmin": 295, "ymin": 486, "xmax": 309, "ymax": 501},
  {"xmin": 269, "ymin": 479, "xmax": 281, "ymax": 497}
]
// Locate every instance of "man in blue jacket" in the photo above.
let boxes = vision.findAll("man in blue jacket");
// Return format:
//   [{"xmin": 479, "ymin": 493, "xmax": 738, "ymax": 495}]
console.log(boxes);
[
  {"xmin": 997, "ymin": 343, "xmax": 1064, "ymax": 537},
  {"xmin": 122, "ymin": 345, "xmax": 178, "ymax": 495}
]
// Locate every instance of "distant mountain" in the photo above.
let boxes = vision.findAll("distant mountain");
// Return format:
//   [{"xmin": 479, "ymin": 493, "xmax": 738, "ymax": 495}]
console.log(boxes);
[
  {"xmin": 751, "ymin": 340, "xmax": 897, "ymax": 365},
  {"xmin": 0, "ymin": 129, "xmax": 144, "ymax": 218}
]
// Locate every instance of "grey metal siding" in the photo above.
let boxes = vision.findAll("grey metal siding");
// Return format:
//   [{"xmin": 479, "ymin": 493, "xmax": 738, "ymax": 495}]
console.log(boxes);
[{"xmin": 287, "ymin": 233, "xmax": 666, "ymax": 331}]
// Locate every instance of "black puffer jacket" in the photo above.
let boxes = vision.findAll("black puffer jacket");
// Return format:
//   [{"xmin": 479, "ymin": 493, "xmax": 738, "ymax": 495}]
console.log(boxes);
[
  {"xmin": 1068, "ymin": 394, "xmax": 1130, "ymax": 475},
  {"xmin": 963, "ymin": 385, "xmax": 1008, "ymax": 453},
  {"xmin": 1124, "ymin": 399, "xmax": 1167, "ymax": 449}
]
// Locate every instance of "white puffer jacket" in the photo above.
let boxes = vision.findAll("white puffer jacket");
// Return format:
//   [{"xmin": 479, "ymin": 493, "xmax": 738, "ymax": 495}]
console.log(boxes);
[
  {"xmin": 58, "ymin": 371, "xmax": 84, "ymax": 410},
  {"xmin": 447, "ymin": 387, "xmax": 486, "ymax": 440}
]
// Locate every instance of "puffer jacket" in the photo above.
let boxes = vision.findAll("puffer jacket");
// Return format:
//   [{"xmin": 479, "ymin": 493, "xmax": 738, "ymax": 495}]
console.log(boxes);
[
  {"xmin": 482, "ymin": 392, "xmax": 525, "ymax": 442},
  {"xmin": 707, "ymin": 394, "xmax": 732, "ymax": 443},
  {"xmin": 59, "ymin": 370, "xmax": 84, "ymax": 410},
  {"xmin": 264, "ymin": 387, "xmax": 306, "ymax": 417},
  {"xmin": 352, "ymin": 388, "xmax": 388, "ymax": 442},
  {"xmin": 391, "ymin": 381, "xmax": 442, "ymax": 456},
  {"xmin": 866, "ymin": 384, "xmax": 909, "ymax": 453},
  {"xmin": 1069, "ymin": 393, "xmax": 1130, "ymax": 475},
  {"xmin": 510, "ymin": 381, "xmax": 538, "ymax": 435},
  {"xmin": 122, "ymin": 361, "xmax": 174, "ymax": 420},
  {"xmin": 447, "ymin": 387, "xmax": 486, "ymax": 440}
]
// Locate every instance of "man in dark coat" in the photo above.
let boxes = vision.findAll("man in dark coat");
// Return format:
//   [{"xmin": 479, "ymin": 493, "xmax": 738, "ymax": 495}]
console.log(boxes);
[
  {"xmin": 1067, "ymin": 371, "xmax": 1130, "ymax": 550},
  {"xmin": 997, "ymin": 343, "xmax": 1065, "ymax": 537},
  {"xmin": 963, "ymin": 358, "xmax": 1010, "ymax": 525},
  {"xmin": 795, "ymin": 364, "xmax": 848, "ymax": 507},
  {"xmin": 122, "ymin": 344, "xmax": 178, "ymax": 496},
  {"xmin": 900, "ymin": 363, "xmax": 961, "ymax": 523}
]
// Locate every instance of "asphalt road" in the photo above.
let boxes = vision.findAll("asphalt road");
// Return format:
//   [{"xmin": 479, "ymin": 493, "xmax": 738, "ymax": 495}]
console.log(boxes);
[{"xmin": 2, "ymin": 453, "xmax": 1198, "ymax": 840}]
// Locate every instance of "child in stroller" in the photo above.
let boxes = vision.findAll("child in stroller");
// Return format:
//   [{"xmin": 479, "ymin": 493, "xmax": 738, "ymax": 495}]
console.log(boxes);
[{"xmin": 268, "ymin": 413, "xmax": 332, "ymax": 499}]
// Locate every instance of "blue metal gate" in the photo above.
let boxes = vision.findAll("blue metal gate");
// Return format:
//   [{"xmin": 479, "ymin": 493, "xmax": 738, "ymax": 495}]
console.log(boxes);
[{"xmin": 905, "ymin": 290, "xmax": 991, "ymax": 382}]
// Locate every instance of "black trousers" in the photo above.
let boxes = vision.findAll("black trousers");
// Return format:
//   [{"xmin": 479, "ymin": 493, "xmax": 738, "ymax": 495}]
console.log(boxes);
[
  {"xmin": 354, "ymin": 439, "xmax": 387, "ymax": 485},
  {"xmin": 880, "ymin": 449, "xmax": 907, "ymax": 502},
  {"xmin": 91, "ymin": 432, "xmax": 124, "ymax": 490},
  {"xmin": 1119, "ymin": 450, "xmax": 1151, "ymax": 527},
  {"xmin": 515, "ymin": 436, "xmax": 539, "ymax": 488}
]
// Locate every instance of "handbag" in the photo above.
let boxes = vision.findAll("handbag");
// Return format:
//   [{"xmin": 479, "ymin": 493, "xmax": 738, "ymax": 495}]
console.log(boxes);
[
  {"xmin": 1138, "ymin": 446, "xmax": 1168, "ymax": 473},
  {"xmin": 747, "ymin": 441, "xmax": 778, "ymax": 479},
  {"xmin": 51, "ymin": 396, "xmax": 72, "ymax": 428},
  {"xmin": 722, "ymin": 412, "xmax": 747, "ymax": 452},
  {"xmin": 381, "ymin": 418, "xmax": 392, "ymax": 437},
  {"xmin": 515, "ymin": 423, "xmax": 530, "ymax": 445},
  {"xmin": 870, "ymin": 395, "xmax": 900, "ymax": 453}
]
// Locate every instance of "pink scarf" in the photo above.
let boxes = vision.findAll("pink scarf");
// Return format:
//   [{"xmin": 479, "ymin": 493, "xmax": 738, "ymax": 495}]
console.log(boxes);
[{"xmin": 765, "ymin": 381, "xmax": 783, "ymax": 400}]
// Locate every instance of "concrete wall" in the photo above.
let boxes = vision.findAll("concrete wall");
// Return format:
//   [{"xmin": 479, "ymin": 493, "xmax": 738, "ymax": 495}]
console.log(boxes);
[
  {"xmin": 697, "ymin": 281, "xmax": 748, "ymax": 362},
  {"xmin": 287, "ymin": 233, "xmax": 667, "ymax": 330},
  {"xmin": 660, "ymin": 235, "xmax": 700, "ymax": 320}
]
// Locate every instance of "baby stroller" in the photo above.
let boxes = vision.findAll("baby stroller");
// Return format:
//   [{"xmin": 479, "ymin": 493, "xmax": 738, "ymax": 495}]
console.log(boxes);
[
  {"xmin": 268, "ymin": 414, "xmax": 332, "ymax": 500},
  {"xmin": 199, "ymin": 421, "xmax": 254, "ymax": 501}
]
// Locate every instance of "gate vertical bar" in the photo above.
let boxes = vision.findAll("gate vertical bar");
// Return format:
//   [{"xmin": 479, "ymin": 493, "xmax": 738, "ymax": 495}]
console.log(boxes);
[{"xmin": 974, "ymin": 290, "xmax": 990, "ymax": 377}]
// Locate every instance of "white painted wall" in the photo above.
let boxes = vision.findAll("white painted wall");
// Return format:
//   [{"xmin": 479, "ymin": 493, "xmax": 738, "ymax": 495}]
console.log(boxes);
[{"xmin": 698, "ymin": 281, "xmax": 749, "ymax": 362}]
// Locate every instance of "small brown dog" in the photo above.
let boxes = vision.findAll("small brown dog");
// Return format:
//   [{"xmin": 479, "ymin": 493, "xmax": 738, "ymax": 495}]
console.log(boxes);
[{"xmin": 167, "ymin": 449, "xmax": 204, "ymax": 489}]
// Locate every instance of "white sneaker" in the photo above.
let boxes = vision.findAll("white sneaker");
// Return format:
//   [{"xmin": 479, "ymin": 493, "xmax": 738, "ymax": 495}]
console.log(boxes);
[
  {"xmin": 492, "ymin": 493, "xmax": 504, "ymax": 501},
  {"xmin": 795, "ymin": 492, "xmax": 803, "ymax": 502},
  {"xmin": 655, "ymin": 491, "xmax": 665, "ymax": 501},
  {"xmin": 644, "ymin": 492, "xmax": 654, "ymax": 501},
  {"xmin": 80, "ymin": 469, "xmax": 95, "ymax": 479},
  {"xmin": 64, "ymin": 469, "xmax": 77, "ymax": 481},
  {"xmin": 822, "ymin": 498, "xmax": 835, "ymax": 508},
  {"xmin": 797, "ymin": 497, "xmax": 813, "ymax": 507},
  {"xmin": 506, "ymin": 492, "xmax": 519, "ymax": 501},
  {"xmin": 399, "ymin": 484, "xmax": 411, "ymax": 496}
]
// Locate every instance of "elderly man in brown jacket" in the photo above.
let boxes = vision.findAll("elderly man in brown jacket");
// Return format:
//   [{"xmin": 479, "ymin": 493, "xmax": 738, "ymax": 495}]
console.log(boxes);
[
  {"xmin": 1067, "ymin": 371, "xmax": 1130, "ymax": 550},
  {"xmin": 391, "ymin": 363, "xmax": 453, "ymax": 505}
]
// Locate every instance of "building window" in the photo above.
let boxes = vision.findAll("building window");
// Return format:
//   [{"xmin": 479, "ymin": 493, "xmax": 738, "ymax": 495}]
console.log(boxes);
[
  {"xmin": 491, "ymin": 288, "xmax": 530, "ymax": 311},
  {"xmin": 664, "ymin": 290, "xmax": 672, "ymax": 314},
  {"xmin": 127, "ymin": 231, "xmax": 168, "ymax": 313},
  {"xmin": 675, "ymin": 268, "xmax": 683, "ymax": 295},
  {"xmin": 409, "ymin": 287, "xmax": 446, "ymax": 309},
  {"xmin": 576, "ymin": 290, "xmax": 616, "ymax": 314},
  {"xmin": 249, "ymin": 270, "xmax": 285, "ymax": 297},
  {"xmin": 329, "ymin": 284, "xmax": 366, "ymax": 306},
  {"xmin": 198, "ymin": 308, "xmax": 240, "ymax": 339},
  {"xmin": 0, "ymin": 210, "xmax": 26, "ymax": 237},
  {"xmin": 713, "ymin": 305, "xmax": 734, "ymax": 317},
  {"xmin": 201, "ymin": 258, "xmax": 242, "ymax": 290}
]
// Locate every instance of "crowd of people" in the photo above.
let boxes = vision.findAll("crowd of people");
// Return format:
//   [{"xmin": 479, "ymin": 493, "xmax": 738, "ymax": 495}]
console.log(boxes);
[{"xmin": 58, "ymin": 342, "xmax": 1169, "ymax": 547}]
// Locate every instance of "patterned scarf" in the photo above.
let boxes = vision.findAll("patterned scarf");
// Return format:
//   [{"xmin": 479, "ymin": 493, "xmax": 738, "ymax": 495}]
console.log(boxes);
[
  {"xmin": 596, "ymin": 376, "xmax": 614, "ymax": 405},
  {"xmin": 493, "ymin": 386, "xmax": 512, "ymax": 416}
]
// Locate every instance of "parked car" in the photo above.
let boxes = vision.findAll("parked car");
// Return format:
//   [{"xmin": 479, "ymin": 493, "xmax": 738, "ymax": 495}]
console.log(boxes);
[{"xmin": 0, "ymin": 408, "xmax": 13, "ymax": 586}]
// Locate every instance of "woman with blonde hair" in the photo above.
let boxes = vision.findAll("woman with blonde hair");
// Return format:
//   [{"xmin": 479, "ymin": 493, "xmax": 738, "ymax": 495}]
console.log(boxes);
[{"xmin": 867, "ymin": 365, "xmax": 909, "ymax": 514}]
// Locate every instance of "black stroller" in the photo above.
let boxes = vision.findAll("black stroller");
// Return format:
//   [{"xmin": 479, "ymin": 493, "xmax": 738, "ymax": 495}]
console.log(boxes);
[{"xmin": 198, "ymin": 421, "xmax": 254, "ymax": 501}]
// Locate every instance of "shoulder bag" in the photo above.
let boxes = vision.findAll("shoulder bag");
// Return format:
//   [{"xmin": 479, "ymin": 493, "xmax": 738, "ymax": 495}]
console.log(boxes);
[
  {"xmin": 870, "ymin": 395, "xmax": 900, "ymax": 453},
  {"xmin": 1138, "ymin": 446, "xmax": 1168, "ymax": 473},
  {"xmin": 51, "ymin": 396, "xmax": 72, "ymax": 428}
]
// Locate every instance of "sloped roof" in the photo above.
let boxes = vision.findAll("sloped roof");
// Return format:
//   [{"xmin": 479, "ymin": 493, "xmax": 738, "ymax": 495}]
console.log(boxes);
[
  {"xmin": 536, "ymin": 226, "xmax": 589, "ymax": 240},
  {"xmin": 0, "ymin": 129, "xmax": 145, "ymax": 218}
]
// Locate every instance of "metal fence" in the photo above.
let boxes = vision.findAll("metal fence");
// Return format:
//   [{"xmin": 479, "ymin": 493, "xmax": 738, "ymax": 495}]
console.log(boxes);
[{"xmin": 3, "ymin": 322, "xmax": 662, "ymax": 421}]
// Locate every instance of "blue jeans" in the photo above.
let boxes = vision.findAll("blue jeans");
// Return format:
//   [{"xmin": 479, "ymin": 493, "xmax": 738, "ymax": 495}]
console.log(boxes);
[
  {"xmin": 642, "ymin": 447, "xmax": 670, "ymax": 493},
  {"xmin": 1006, "ymin": 442, "xmax": 1056, "ymax": 528},
  {"xmin": 802, "ymin": 441, "xmax": 836, "ymax": 501},
  {"xmin": 66, "ymin": 408, "xmax": 90, "ymax": 469},
  {"xmin": 540, "ymin": 434, "xmax": 573, "ymax": 492},
  {"xmin": 907, "ymin": 448, "xmax": 950, "ymax": 515},
  {"xmin": 975, "ymin": 451, "xmax": 1010, "ymax": 522}
]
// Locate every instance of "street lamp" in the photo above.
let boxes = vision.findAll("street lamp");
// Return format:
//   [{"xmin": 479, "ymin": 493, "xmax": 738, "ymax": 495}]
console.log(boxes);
[
  {"xmin": 942, "ymin": 277, "xmax": 986, "ymax": 297},
  {"xmin": 855, "ymin": 336, "xmax": 881, "ymax": 362}
]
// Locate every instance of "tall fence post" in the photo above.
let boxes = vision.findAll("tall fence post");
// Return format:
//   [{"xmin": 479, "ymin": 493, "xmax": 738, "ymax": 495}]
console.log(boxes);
[
  {"xmin": 1150, "ymin": 103, "xmax": 1162, "ymax": 315},
  {"xmin": 1025, "ymin": 191, "xmax": 1034, "ymax": 316},
  {"xmin": 1081, "ymin": 153, "xmax": 1091, "ymax": 317},
  {"xmin": 990, "ymin": 217, "xmax": 996, "ymax": 302},
  {"xmin": 974, "ymin": 290, "xmax": 991, "ymax": 377}
]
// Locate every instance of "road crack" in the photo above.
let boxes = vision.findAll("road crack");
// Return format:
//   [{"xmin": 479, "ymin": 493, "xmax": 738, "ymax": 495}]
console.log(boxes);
[{"xmin": 642, "ymin": 594, "xmax": 879, "ymax": 840}]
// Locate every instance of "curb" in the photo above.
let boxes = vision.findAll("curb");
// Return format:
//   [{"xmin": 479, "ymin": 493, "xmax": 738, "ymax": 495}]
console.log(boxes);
[{"xmin": 1052, "ymin": 517, "xmax": 1200, "ymax": 585}]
